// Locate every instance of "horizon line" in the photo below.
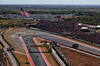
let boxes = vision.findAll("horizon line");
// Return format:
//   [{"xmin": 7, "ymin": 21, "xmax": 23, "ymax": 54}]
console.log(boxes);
[{"xmin": 0, "ymin": 4, "xmax": 100, "ymax": 6}]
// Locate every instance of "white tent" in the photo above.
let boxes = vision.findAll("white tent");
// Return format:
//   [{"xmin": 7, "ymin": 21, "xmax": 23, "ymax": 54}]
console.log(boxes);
[{"xmin": 81, "ymin": 27, "xmax": 88, "ymax": 29}]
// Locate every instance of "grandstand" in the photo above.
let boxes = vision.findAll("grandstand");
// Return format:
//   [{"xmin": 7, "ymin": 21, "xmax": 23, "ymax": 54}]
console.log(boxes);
[{"xmin": 35, "ymin": 21, "xmax": 100, "ymax": 45}]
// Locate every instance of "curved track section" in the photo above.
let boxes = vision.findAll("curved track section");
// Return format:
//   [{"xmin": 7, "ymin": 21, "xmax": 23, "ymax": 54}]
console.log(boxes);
[
  {"xmin": 21, "ymin": 34, "xmax": 100, "ymax": 55},
  {"xmin": 17, "ymin": 30, "xmax": 100, "ymax": 66}
]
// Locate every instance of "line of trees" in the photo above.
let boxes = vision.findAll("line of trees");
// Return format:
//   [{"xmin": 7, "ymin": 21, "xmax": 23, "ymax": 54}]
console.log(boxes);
[
  {"xmin": 63, "ymin": 12, "xmax": 100, "ymax": 25},
  {"xmin": 0, "ymin": 10, "xmax": 76, "ymax": 14}
]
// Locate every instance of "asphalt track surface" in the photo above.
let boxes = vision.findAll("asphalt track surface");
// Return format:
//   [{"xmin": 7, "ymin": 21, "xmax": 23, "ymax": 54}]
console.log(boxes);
[
  {"xmin": 37, "ymin": 35, "xmax": 100, "ymax": 55},
  {"xmin": 21, "ymin": 36, "xmax": 47, "ymax": 66},
  {"xmin": 21, "ymin": 34, "xmax": 100, "ymax": 55}
]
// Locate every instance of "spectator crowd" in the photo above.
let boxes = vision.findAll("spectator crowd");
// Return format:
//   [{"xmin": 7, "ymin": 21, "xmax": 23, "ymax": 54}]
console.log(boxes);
[{"xmin": 35, "ymin": 21, "xmax": 100, "ymax": 44}]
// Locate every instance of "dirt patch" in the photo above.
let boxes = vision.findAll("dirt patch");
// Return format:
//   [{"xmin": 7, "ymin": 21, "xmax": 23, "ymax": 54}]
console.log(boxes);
[
  {"xmin": 13, "ymin": 52, "xmax": 30, "ymax": 66},
  {"xmin": 0, "ymin": 19, "xmax": 9, "ymax": 21},
  {"xmin": 57, "ymin": 46, "xmax": 100, "ymax": 66}
]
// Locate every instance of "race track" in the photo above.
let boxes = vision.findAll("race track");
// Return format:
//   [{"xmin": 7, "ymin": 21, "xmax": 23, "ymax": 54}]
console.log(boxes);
[
  {"xmin": 12, "ymin": 29, "xmax": 100, "ymax": 66},
  {"xmin": 21, "ymin": 34, "xmax": 100, "ymax": 55}
]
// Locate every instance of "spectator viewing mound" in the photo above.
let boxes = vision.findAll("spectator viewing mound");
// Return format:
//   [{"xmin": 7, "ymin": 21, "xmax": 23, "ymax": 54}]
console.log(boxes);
[{"xmin": 35, "ymin": 21, "xmax": 100, "ymax": 45}]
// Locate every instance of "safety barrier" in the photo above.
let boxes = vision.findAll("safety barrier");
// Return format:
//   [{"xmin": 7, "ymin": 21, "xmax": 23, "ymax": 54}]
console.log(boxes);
[{"xmin": 50, "ymin": 42, "xmax": 72, "ymax": 66}]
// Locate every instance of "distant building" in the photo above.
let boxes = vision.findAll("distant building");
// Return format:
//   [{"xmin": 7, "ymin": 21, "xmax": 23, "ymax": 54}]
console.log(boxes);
[{"xmin": 61, "ymin": 14, "xmax": 77, "ymax": 19}]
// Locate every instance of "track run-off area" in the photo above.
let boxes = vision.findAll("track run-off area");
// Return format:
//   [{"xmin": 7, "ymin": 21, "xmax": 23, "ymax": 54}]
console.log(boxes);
[{"xmin": 10, "ymin": 28, "xmax": 100, "ymax": 66}]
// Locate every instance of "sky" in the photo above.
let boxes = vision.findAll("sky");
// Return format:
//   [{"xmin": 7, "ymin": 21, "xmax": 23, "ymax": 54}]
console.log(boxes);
[{"xmin": 0, "ymin": 0, "xmax": 100, "ymax": 5}]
